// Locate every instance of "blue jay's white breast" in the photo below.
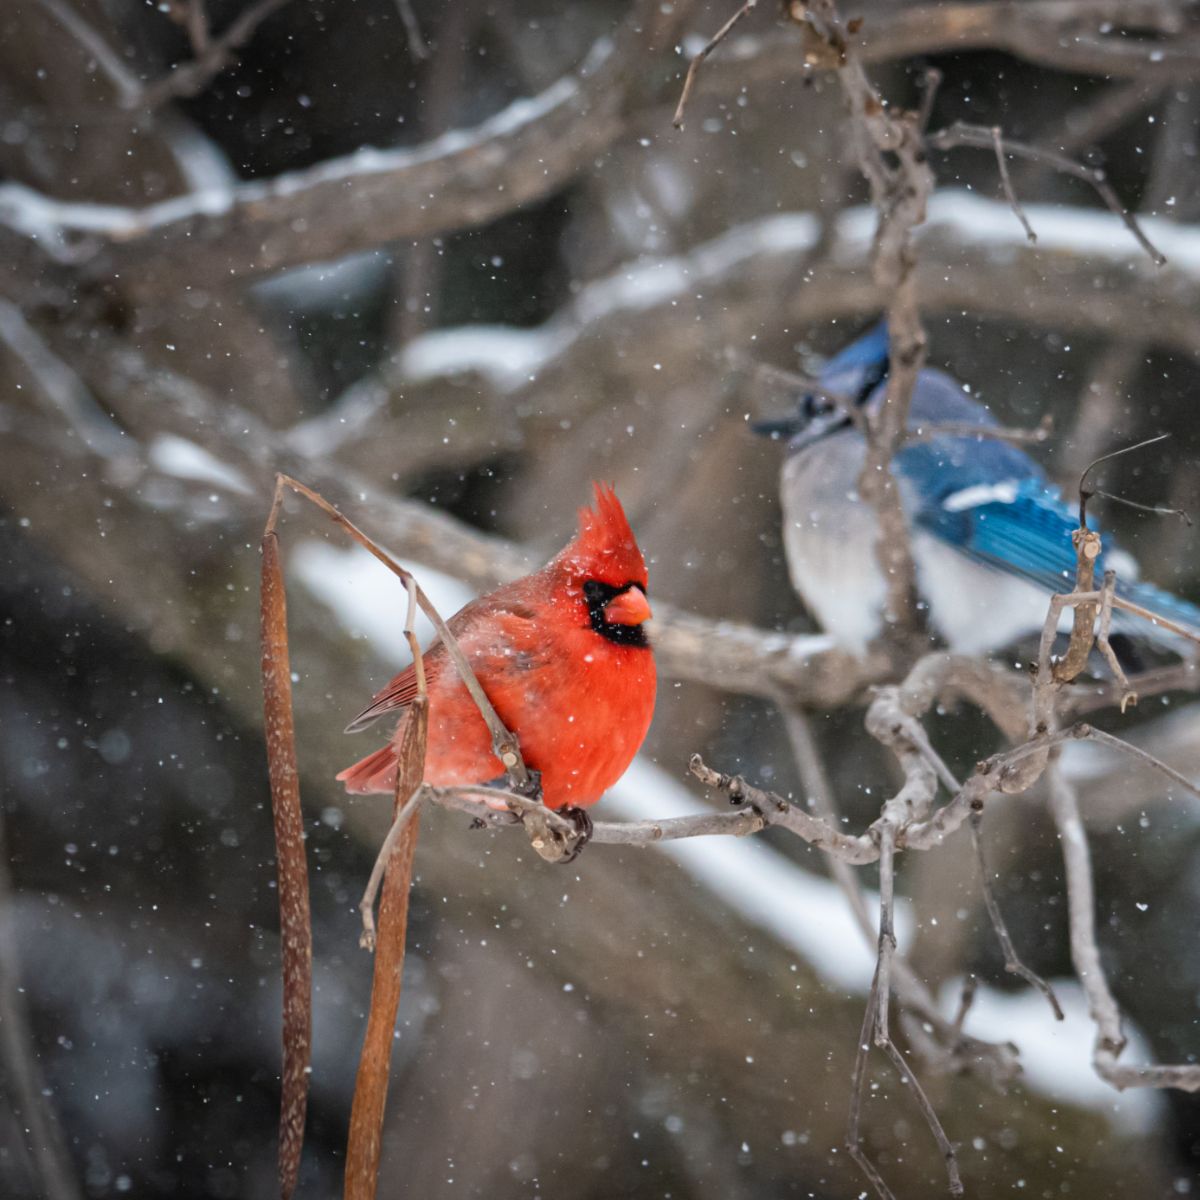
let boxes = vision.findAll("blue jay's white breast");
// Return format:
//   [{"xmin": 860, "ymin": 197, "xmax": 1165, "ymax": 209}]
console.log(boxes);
[{"xmin": 780, "ymin": 438, "xmax": 1063, "ymax": 655}]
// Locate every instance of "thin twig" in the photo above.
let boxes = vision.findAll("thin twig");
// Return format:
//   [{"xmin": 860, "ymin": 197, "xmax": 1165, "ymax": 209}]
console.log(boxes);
[
  {"xmin": 1078, "ymin": 431, "xmax": 1172, "ymax": 528},
  {"xmin": 1064, "ymin": 660, "xmax": 1200, "ymax": 715},
  {"xmin": 990, "ymin": 124, "xmax": 1037, "ymax": 243},
  {"xmin": 673, "ymin": 1, "xmax": 759, "ymax": 130},
  {"xmin": 1047, "ymin": 767, "xmax": 1200, "ymax": 1092},
  {"xmin": 916, "ymin": 66, "xmax": 942, "ymax": 134},
  {"xmin": 1093, "ymin": 570, "xmax": 1136, "ymax": 711},
  {"xmin": 1026, "ymin": 79, "xmax": 1169, "ymax": 182},
  {"xmin": 184, "ymin": 0, "xmax": 211, "ymax": 55},
  {"xmin": 395, "ymin": 0, "xmax": 428, "ymax": 60},
  {"xmin": 882, "ymin": 680, "xmax": 1065, "ymax": 1020},
  {"xmin": 873, "ymin": 826, "xmax": 898, "ymax": 1048},
  {"xmin": 1076, "ymin": 724, "xmax": 1200, "ymax": 802},
  {"xmin": 905, "ymin": 414, "xmax": 1054, "ymax": 448},
  {"xmin": 970, "ymin": 812, "xmax": 1064, "ymax": 1020},
  {"xmin": 877, "ymin": 1034, "xmax": 964, "ymax": 1196},
  {"xmin": 847, "ymin": 973, "xmax": 896, "ymax": 1200},
  {"xmin": 856, "ymin": 820, "xmax": 962, "ymax": 1197},
  {"xmin": 777, "ymin": 705, "xmax": 1013, "ymax": 1077},
  {"xmin": 689, "ymin": 755, "xmax": 878, "ymax": 861},
  {"xmin": 927, "ymin": 121, "xmax": 1167, "ymax": 265},
  {"xmin": 1109, "ymin": 592, "xmax": 1200, "ymax": 647},
  {"xmin": 1089, "ymin": 490, "xmax": 1192, "ymax": 525},
  {"xmin": 359, "ymin": 785, "xmax": 425, "ymax": 950},
  {"xmin": 140, "ymin": 0, "xmax": 296, "ymax": 109},
  {"xmin": 34, "ymin": 0, "xmax": 142, "ymax": 105},
  {"xmin": 949, "ymin": 975, "xmax": 977, "ymax": 1044},
  {"xmin": 429, "ymin": 784, "xmax": 766, "ymax": 845},
  {"xmin": 779, "ymin": 706, "xmax": 876, "ymax": 936}
]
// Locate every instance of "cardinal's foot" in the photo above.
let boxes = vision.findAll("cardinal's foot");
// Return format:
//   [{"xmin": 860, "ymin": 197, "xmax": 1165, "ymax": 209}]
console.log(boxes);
[{"xmin": 556, "ymin": 805, "xmax": 594, "ymax": 863}]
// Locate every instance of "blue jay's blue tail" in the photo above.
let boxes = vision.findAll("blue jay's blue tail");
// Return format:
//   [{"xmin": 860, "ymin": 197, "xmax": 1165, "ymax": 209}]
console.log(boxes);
[{"xmin": 1118, "ymin": 579, "xmax": 1200, "ymax": 646}]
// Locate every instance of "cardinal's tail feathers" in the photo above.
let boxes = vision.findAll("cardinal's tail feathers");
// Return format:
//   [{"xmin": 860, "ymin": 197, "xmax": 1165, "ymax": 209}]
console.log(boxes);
[{"xmin": 336, "ymin": 744, "xmax": 398, "ymax": 795}]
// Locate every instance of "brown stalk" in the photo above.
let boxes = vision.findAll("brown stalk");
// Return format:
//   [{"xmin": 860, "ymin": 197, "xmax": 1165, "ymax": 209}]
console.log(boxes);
[
  {"xmin": 264, "ymin": 475, "xmax": 518, "ymax": 1200},
  {"xmin": 343, "ymin": 697, "xmax": 429, "ymax": 1200},
  {"xmin": 1052, "ymin": 527, "xmax": 1101, "ymax": 683},
  {"xmin": 261, "ymin": 483, "xmax": 313, "ymax": 1200}
]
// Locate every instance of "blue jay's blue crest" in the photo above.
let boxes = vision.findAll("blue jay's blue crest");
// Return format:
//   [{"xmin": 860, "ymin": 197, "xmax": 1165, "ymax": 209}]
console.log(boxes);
[{"xmin": 759, "ymin": 322, "xmax": 1200, "ymax": 655}]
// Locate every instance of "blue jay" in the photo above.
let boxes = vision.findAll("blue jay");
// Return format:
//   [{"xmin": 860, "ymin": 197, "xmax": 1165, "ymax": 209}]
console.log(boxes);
[{"xmin": 757, "ymin": 322, "xmax": 1200, "ymax": 656}]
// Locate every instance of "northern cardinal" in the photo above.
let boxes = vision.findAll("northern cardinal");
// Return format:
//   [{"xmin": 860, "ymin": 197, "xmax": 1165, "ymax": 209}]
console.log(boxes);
[{"xmin": 337, "ymin": 483, "xmax": 656, "ymax": 811}]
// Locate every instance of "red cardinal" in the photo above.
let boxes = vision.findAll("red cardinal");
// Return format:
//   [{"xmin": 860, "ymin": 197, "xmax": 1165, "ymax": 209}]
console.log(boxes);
[{"xmin": 337, "ymin": 483, "xmax": 656, "ymax": 811}]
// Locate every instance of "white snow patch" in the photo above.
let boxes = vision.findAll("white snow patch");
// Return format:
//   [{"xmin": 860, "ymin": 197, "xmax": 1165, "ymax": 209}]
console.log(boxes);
[
  {"xmin": 948, "ymin": 982, "xmax": 1161, "ymax": 1132},
  {"xmin": 921, "ymin": 189, "xmax": 1200, "ymax": 271},
  {"xmin": 164, "ymin": 122, "xmax": 238, "ymax": 199},
  {"xmin": 147, "ymin": 435, "xmax": 252, "ymax": 495},
  {"xmin": 254, "ymin": 249, "xmax": 392, "ymax": 313},
  {"xmin": 608, "ymin": 757, "xmax": 892, "ymax": 988},
  {"xmin": 291, "ymin": 540, "xmax": 475, "ymax": 668},
  {"xmin": 400, "ymin": 325, "xmax": 571, "ymax": 390}
]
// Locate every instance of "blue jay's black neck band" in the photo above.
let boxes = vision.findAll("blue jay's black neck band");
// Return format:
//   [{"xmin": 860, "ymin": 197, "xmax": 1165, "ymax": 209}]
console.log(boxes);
[{"xmin": 854, "ymin": 355, "xmax": 889, "ymax": 406}]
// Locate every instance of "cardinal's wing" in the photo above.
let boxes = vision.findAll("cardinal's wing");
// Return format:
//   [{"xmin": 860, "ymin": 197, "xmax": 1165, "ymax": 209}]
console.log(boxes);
[
  {"xmin": 342, "ymin": 595, "xmax": 540, "ymax": 733},
  {"xmin": 343, "ymin": 663, "xmax": 426, "ymax": 733}
]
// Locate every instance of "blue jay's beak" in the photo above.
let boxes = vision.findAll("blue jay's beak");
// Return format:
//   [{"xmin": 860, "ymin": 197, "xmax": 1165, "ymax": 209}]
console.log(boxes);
[{"xmin": 751, "ymin": 415, "xmax": 803, "ymax": 441}]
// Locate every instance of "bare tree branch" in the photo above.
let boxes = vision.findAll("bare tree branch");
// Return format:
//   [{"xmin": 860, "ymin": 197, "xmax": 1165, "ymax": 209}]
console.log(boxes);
[
  {"xmin": 394, "ymin": 0, "xmax": 428, "ymax": 61},
  {"xmin": 34, "ymin": 0, "xmax": 142, "ymax": 105},
  {"xmin": 796, "ymin": 0, "xmax": 936, "ymax": 642},
  {"xmin": 139, "ymin": 0, "xmax": 295, "ymax": 109},
  {"xmin": 8, "ymin": 0, "xmax": 691, "ymax": 299},
  {"xmin": 970, "ymin": 812, "xmax": 1065, "ymax": 1019},
  {"xmin": 1047, "ymin": 767, "xmax": 1200, "ymax": 1092},
  {"xmin": 672, "ymin": 0, "xmax": 759, "ymax": 130},
  {"xmin": 928, "ymin": 121, "xmax": 1168, "ymax": 263}
]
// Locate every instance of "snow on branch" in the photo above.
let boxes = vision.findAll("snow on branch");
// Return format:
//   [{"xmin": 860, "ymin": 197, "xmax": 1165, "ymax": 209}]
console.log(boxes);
[{"xmin": 1, "ymin": 0, "xmax": 687, "ymax": 297}]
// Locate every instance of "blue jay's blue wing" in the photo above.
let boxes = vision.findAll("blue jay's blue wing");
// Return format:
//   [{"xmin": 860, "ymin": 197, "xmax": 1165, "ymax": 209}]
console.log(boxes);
[
  {"xmin": 915, "ymin": 475, "xmax": 1200, "ymax": 642},
  {"xmin": 918, "ymin": 477, "xmax": 1090, "ymax": 592}
]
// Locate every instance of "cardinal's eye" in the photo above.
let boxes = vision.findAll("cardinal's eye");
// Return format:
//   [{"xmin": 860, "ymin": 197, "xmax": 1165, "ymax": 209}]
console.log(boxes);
[{"xmin": 583, "ymin": 580, "xmax": 613, "ymax": 608}]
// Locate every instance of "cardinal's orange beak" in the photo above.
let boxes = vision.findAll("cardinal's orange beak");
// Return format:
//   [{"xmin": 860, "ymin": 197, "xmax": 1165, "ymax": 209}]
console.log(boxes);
[{"xmin": 604, "ymin": 585, "xmax": 652, "ymax": 626}]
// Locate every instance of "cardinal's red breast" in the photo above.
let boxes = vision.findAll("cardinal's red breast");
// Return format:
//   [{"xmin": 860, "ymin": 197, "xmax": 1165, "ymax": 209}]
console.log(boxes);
[{"xmin": 337, "ymin": 484, "xmax": 656, "ymax": 809}]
